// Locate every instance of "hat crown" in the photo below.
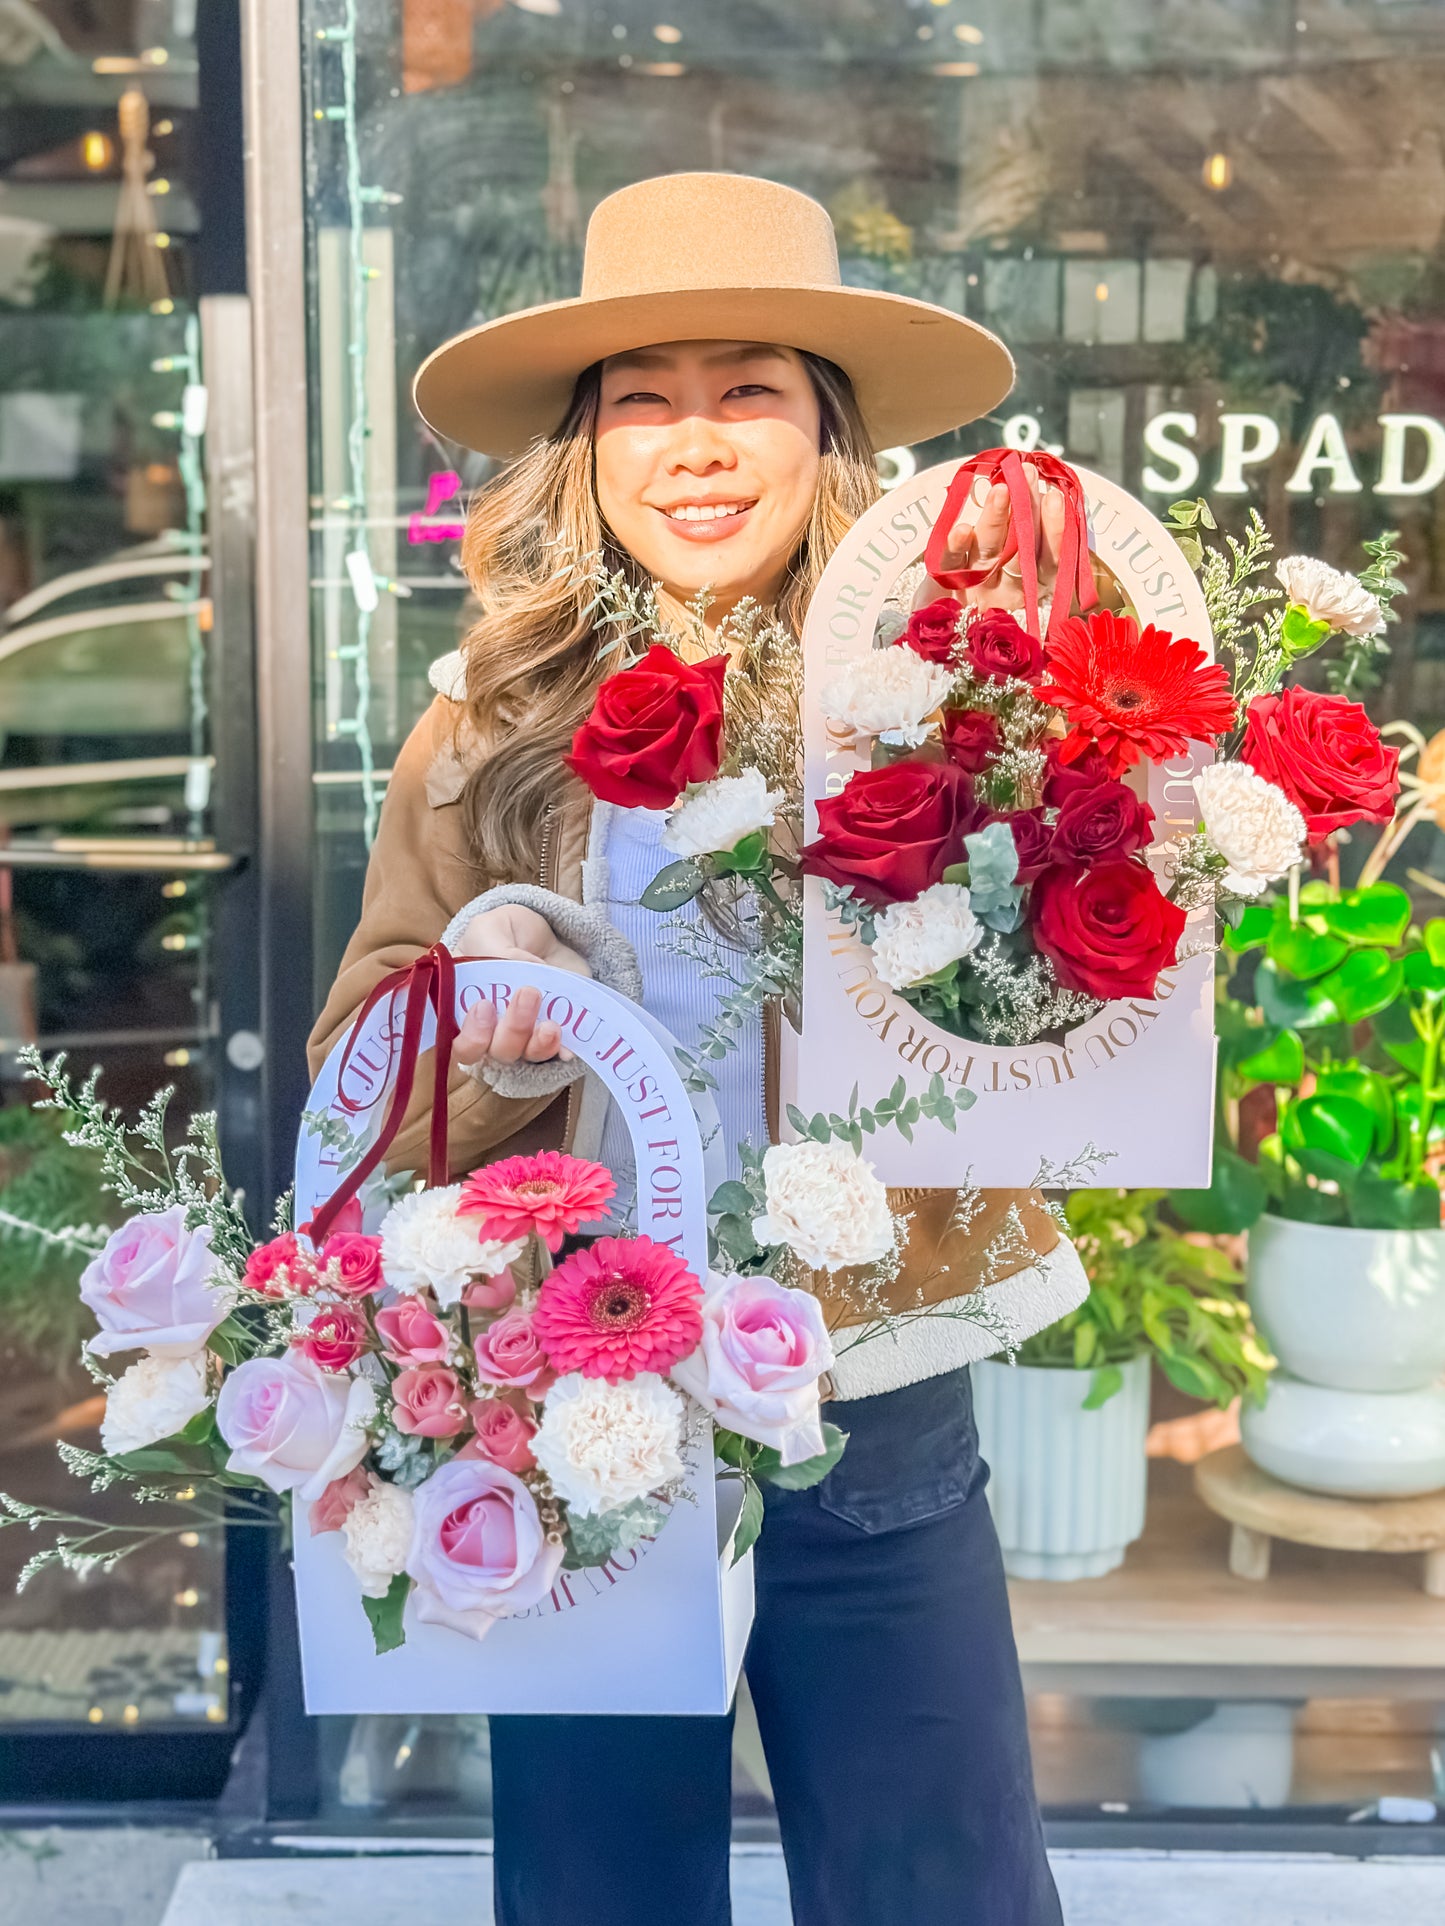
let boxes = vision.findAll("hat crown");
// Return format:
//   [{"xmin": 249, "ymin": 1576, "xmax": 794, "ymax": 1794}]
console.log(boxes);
[{"xmin": 580, "ymin": 172, "xmax": 841, "ymax": 302}]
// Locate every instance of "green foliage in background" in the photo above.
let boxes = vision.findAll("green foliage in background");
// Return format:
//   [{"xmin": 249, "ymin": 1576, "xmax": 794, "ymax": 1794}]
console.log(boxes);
[
  {"xmin": 0, "ymin": 1104, "xmax": 114, "ymax": 1368},
  {"xmin": 1016, "ymin": 1188, "xmax": 1272, "ymax": 1410}
]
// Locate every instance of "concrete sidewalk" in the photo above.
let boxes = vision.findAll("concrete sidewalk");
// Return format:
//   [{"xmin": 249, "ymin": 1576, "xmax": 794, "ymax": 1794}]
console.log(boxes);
[{"xmin": 156, "ymin": 1844, "xmax": 1445, "ymax": 1925}]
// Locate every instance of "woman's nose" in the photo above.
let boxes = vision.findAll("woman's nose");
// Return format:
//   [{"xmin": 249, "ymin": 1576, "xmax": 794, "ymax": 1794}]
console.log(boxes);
[{"xmin": 665, "ymin": 413, "xmax": 737, "ymax": 474}]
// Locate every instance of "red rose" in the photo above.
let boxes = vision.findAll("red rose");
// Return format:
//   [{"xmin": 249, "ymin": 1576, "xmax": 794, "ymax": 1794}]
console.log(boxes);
[
  {"xmin": 319, "ymin": 1231, "xmax": 384, "ymax": 1298},
  {"xmin": 941, "ymin": 708, "xmax": 1001, "ymax": 775},
  {"xmin": 564, "ymin": 644, "xmax": 726, "ymax": 810},
  {"xmin": 1240, "ymin": 686, "xmax": 1400, "ymax": 842},
  {"xmin": 1051, "ymin": 780, "xmax": 1154, "ymax": 865},
  {"xmin": 902, "ymin": 596, "xmax": 965, "ymax": 664},
  {"xmin": 243, "ymin": 1233, "xmax": 304, "ymax": 1299},
  {"xmin": 292, "ymin": 1304, "xmax": 370, "ymax": 1372},
  {"xmin": 965, "ymin": 608, "xmax": 1045, "ymax": 684},
  {"xmin": 800, "ymin": 760, "xmax": 977, "ymax": 905},
  {"xmin": 1032, "ymin": 860, "xmax": 1186, "ymax": 1002},
  {"xmin": 1042, "ymin": 738, "xmax": 1113, "ymax": 807},
  {"xmin": 1001, "ymin": 808, "xmax": 1053, "ymax": 879}
]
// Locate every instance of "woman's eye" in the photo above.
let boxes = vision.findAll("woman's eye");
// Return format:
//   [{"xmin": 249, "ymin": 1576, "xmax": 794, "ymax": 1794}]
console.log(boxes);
[
  {"xmin": 726, "ymin": 384, "xmax": 774, "ymax": 399},
  {"xmin": 611, "ymin": 389, "xmax": 668, "ymax": 406}
]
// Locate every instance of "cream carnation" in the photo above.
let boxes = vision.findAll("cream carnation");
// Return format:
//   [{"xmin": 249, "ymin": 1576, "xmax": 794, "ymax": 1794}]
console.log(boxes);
[
  {"xmin": 533, "ymin": 1372, "xmax": 685, "ymax": 1517},
  {"xmin": 1193, "ymin": 761, "xmax": 1307, "ymax": 897},
  {"xmin": 821, "ymin": 649, "xmax": 955, "ymax": 747},
  {"xmin": 753, "ymin": 1140, "xmax": 895, "ymax": 1273},
  {"xmin": 100, "ymin": 1351, "xmax": 210, "ymax": 1456},
  {"xmin": 341, "ymin": 1476, "xmax": 415, "ymax": 1598},
  {"xmin": 870, "ymin": 882, "xmax": 983, "ymax": 989},
  {"xmin": 663, "ymin": 768, "xmax": 784, "ymax": 859},
  {"xmin": 1275, "ymin": 556, "xmax": 1384, "ymax": 638},
  {"xmin": 379, "ymin": 1186, "xmax": 524, "ymax": 1310}
]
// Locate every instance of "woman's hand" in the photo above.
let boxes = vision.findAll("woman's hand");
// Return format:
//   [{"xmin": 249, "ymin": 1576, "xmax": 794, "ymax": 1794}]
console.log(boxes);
[
  {"xmin": 927, "ymin": 458, "xmax": 1068, "ymax": 613},
  {"xmin": 452, "ymin": 905, "xmax": 591, "ymax": 1070}
]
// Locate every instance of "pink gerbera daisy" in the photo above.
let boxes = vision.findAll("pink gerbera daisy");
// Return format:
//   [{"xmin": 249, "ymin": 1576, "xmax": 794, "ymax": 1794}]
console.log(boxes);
[
  {"xmin": 533, "ymin": 1237, "xmax": 704, "ymax": 1381},
  {"xmin": 458, "ymin": 1149, "xmax": 616, "ymax": 1253}
]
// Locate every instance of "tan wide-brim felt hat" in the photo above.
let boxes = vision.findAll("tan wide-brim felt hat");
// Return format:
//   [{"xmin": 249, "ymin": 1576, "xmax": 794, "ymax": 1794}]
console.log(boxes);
[{"xmin": 413, "ymin": 172, "xmax": 1014, "ymax": 459}]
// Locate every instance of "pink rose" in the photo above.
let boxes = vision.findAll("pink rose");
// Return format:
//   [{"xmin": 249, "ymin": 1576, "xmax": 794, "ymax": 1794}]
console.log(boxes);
[
  {"xmin": 81, "ymin": 1206, "xmax": 232, "ymax": 1359},
  {"xmin": 309, "ymin": 1464, "xmax": 370, "ymax": 1536},
  {"xmin": 461, "ymin": 1268, "xmax": 518, "ymax": 1314},
  {"xmin": 374, "ymin": 1298, "xmax": 451, "ymax": 1364},
  {"xmin": 243, "ymin": 1233, "xmax": 311, "ymax": 1299},
  {"xmin": 671, "ymin": 1272, "xmax": 835, "ymax": 1466},
  {"xmin": 460, "ymin": 1397, "xmax": 538, "ymax": 1473},
  {"xmin": 292, "ymin": 1303, "xmax": 370, "ymax": 1372},
  {"xmin": 216, "ymin": 1351, "xmax": 374, "ymax": 1498},
  {"xmin": 473, "ymin": 1308, "xmax": 553, "ymax": 1392},
  {"xmin": 319, "ymin": 1232, "xmax": 385, "ymax": 1298},
  {"xmin": 391, "ymin": 1364, "xmax": 467, "ymax": 1438},
  {"xmin": 405, "ymin": 1458, "xmax": 564, "ymax": 1641}
]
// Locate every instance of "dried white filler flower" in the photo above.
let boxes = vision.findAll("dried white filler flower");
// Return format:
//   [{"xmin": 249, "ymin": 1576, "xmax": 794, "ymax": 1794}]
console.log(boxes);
[
  {"xmin": 1275, "ymin": 556, "xmax": 1384, "ymax": 638},
  {"xmin": 1193, "ymin": 762, "xmax": 1306, "ymax": 897},
  {"xmin": 870, "ymin": 882, "xmax": 983, "ymax": 989},
  {"xmin": 662, "ymin": 768, "xmax": 784, "ymax": 859},
  {"xmin": 821, "ymin": 649, "xmax": 955, "ymax": 748}
]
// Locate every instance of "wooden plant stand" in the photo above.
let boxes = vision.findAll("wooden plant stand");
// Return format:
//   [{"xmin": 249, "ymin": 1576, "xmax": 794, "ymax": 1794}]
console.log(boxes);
[{"xmin": 1194, "ymin": 1445, "xmax": 1445, "ymax": 1599}]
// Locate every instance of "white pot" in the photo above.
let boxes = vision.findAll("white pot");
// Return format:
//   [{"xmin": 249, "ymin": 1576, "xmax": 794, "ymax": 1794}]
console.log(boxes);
[
  {"xmin": 1240, "ymin": 1372, "xmax": 1445, "ymax": 1497},
  {"xmin": 1248, "ymin": 1214, "xmax": 1445, "ymax": 1393},
  {"xmin": 1136, "ymin": 1702, "xmax": 1296, "ymax": 1810},
  {"xmin": 973, "ymin": 1354, "xmax": 1150, "ymax": 1581}
]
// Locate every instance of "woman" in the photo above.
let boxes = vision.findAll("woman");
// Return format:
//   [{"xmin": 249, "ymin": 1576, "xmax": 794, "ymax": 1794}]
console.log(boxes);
[{"xmin": 311, "ymin": 172, "xmax": 1088, "ymax": 1926}]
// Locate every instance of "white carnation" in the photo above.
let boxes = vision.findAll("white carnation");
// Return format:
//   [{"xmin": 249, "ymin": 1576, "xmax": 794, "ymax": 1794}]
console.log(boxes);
[
  {"xmin": 821, "ymin": 648, "xmax": 955, "ymax": 748},
  {"xmin": 1193, "ymin": 762, "xmax": 1307, "ymax": 897},
  {"xmin": 341, "ymin": 1477, "xmax": 415, "ymax": 1598},
  {"xmin": 533, "ymin": 1373, "xmax": 685, "ymax": 1517},
  {"xmin": 379, "ymin": 1186, "xmax": 524, "ymax": 1310},
  {"xmin": 100, "ymin": 1352, "xmax": 210, "ymax": 1457},
  {"xmin": 753, "ymin": 1140, "xmax": 896, "ymax": 1274},
  {"xmin": 1275, "ymin": 555, "xmax": 1383, "ymax": 638},
  {"xmin": 870, "ymin": 882, "xmax": 983, "ymax": 989},
  {"xmin": 663, "ymin": 769, "xmax": 784, "ymax": 859}
]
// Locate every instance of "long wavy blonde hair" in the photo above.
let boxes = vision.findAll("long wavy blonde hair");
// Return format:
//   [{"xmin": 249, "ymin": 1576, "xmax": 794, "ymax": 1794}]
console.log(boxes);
[{"xmin": 457, "ymin": 352, "xmax": 881, "ymax": 881}]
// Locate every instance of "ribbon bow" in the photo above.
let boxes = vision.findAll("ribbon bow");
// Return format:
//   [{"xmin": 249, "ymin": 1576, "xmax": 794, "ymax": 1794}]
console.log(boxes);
[
  {"xmin": 921, "ymin": 447, "xmax": 1097, "ymax": 650},
  {"xmin": 303, "ymin": 942, "xmax": 459, "ymax": 1246}
]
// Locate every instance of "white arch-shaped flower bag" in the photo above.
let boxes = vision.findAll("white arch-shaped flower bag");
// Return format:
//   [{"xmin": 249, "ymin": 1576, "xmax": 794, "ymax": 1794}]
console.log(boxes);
[
  {"xmin": 292, "ymin": 959, "xmax": 753, "ymax": 1716},
  {"xmin": 796, "ymin": 458, "xmax": 1217, "ymax": 1188}
]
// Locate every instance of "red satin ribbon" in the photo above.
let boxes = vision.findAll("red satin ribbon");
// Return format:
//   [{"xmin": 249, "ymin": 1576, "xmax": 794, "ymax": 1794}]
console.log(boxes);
[
  {"xmin": 921, "ymin": 447, "xmax": 1097, "ymax": 649},
  {"xmin": 303, "ymin": 942, "xmax": 459, "ymax": 1246}
]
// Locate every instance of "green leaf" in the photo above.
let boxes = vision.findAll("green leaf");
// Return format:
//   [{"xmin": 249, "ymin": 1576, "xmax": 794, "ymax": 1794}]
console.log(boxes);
[
  {"xmin": 1279, "ymin": 1179, "xmax": 1347, "ymax": 1225},
  {"xmin": 1372, "ymin": 998, "xmax": 1425, "ymax": 1075},
  {"xmin": 1312, "ymin": 1066, "xmax": 1395, "ymax": 1154},
  {"xmin": 1403, "ymin": 950, "xmax": 1445, "ymax": 998},
  {"xmin": 1073, "ymin": 1321, "xmax": 1098, "ymax": 1368},
  {"xmin": 1235, "ymin": 1028, "xmax": 1304, "ymax": 1088},
  {"xmin": 1256, "ymin": 959, "xmax": 1337, "ymax": 1031},
  {"xmin": 207, "ymin": 1314, "xmax": 254, "ymax": 1367},
  {"xmin": 1266, "ymin": 922, "xmax": 1348, "ymax": 981},
  {"xmin": 361, "ymin": 1572, "xmax": 410, "ymax": 1656},
  {"xmin": 640, "ymin": 858, "xmax": 705, "ymax": 912},
  {"xmin": 1347, "ymin": 1174, "xmax": 1441, "ymax": 1232},
  {"xmin": 1316, "ymin": 883, "xmax": 1412, "ymax": 949},
  {"xmin": 940, "ymin": 862, "xmax": 970, "ymax": 886},
  {"xmin": 1281, "ymin": 603, "xmax": 1333, "ymax": 657},
  {"xmin": 1159, "ymin": 1349, "xmax": 1230, "ymax": 1405},
  {"xmin": 731, "ymin": 1477, "xmax": 765, "ymax": 1565},
  {"xmin": 707, "ymin": 1180, "xmax": 757, "ymax": 1218},
  {"xmin": 1284, "ymin": 1093, "xmax": 1375, "ymax": 1170},
  {"xmin": 714, "ymin": 1213, "xmax": 761, "ymax": 1264},
  {"xmin": 760, "ymin": 1423, "xmax": 849, "ymax": 1491},
  {"xmin": 1081, "ymin": 1364, "xmax": 1125, "ymax": 1410},
  {"xmin": 711, "ymin": 830, "xmax": 768, "ymax": 877},
  {"xmin": 1425, "ymin": 920, "xmax": 1445, "ymax": 969},
  {"xmin": 1314, "ymin": 949, "xmax": 1405, "ymax": 1025},
  {"xmin": 1169, "ymin": 1147, "xmax": 1269, "ymax": 1234}
]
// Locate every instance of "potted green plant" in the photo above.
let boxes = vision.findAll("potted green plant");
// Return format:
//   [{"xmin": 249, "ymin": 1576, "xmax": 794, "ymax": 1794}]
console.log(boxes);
[
  {"xmin": 973, "ymin": 1188, "xmax": 1270, "ymax": 1581},
  {"xmin": 1172, "ymin": 876, "xmax": 1445, "ymax": 1496}
]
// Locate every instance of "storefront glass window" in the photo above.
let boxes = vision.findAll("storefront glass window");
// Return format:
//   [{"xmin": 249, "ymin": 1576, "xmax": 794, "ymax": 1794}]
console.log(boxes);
[{"xmin": 298, "ymin": 0, "xmax": 1445, "ymax": 1821}]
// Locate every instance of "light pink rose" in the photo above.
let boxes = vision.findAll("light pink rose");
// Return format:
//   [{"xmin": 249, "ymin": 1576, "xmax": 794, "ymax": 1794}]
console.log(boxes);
[
  {"xmin": 391, "ymin": 1364, "xmax": 467, "ymax": 1438},
  {"xmin": 472, "ymin": 1308, "xmax": 553, "ymax": 1393},
  {"xmin": 216, "ymin": 1351, "xmax": 375, "ymax": 1498},
  {"xmin": 459, "ymin": 1397, "xmax": 538, "ymax": 1473},
  {"xmin": 461, "ymin": 1268, "xmax": 518, "ymax": 1313},
  {"xmin": 309, "ymin": 1464, "xmax": 370, "ymax": 1536},
  {"xmin": 405, "ymin": 1458, "xmax": 564, "ymax": 1642},
  {"xmin": 671, "ymin": 1271, "xmax": 834, "ymax": 1467},
  {"xmin": 374, "ymin": 1298, "xmax": 451, "ymax": 1364},
  {"xmin": 81, "ymin": 1206, "xmax": 232, "ymax": 1359}
]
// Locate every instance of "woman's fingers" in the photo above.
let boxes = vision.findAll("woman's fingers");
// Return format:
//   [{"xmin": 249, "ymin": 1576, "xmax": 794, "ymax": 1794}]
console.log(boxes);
[
  {"xmin": 454, "ymin": 999, "xmax": 497, "ymax": 1068},
  {"xmin": 1040, "ymin": 482, "xmax": 1067, "ymax": 594},
  {"xmin": 968, "ymin": 481, "xmax": 1011, "ymax": 568},
  {"xmin": 456, "ymin": 986, "xmax": 573, "ymax": 1069}
]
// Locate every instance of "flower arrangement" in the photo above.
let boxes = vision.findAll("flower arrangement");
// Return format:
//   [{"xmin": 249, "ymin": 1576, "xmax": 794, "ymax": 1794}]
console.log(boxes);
[
  {"xmin": 562, "ymin": 465, "xmax": 1406, "ymax": 1068},
  {"xmin": 1, "ymin": 1049, "xmax": 841, "ymax": 1656}
]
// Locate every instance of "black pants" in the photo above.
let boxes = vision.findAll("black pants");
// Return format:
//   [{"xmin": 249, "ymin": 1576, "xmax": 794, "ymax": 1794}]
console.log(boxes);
[{"xmin": 491, "ymin": 1368, "xmax": 1061, "ymax": 1926}]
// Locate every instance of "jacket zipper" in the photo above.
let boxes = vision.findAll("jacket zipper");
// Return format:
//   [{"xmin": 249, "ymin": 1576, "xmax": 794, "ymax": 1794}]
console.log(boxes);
[{"xmin": 537, "ymin": 805, "xmax": 557, "ymax": 890}]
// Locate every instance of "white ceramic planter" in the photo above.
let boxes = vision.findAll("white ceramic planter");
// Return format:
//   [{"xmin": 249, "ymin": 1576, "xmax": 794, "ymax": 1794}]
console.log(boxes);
[
  {"xmin": 1248, "ymin": 1214, "xmax": 1445, "ymax": 1392},
  {"xmin": 1240, "ymin": 1375, "xmax": 1445, "ymax": 1498},
  {"xmin": 972, "ymin": 1354, "xmax": 1150, "ymax": 1581}
]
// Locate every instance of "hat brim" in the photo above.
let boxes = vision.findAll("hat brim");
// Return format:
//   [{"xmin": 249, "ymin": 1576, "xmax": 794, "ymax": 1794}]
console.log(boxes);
[{"xmin": 413, "ymin": 284, "xmax": 1014, "ymax": 459}]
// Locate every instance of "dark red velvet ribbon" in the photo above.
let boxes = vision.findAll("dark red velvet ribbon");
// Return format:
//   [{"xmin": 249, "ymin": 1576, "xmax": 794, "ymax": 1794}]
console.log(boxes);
[
  {"xmin": 302, "ymin": 941, "xmax": 459, "ymax": 1246},
  {"xmin": 921, "ymin": 447, "xmax": 1097, "ymax": 649}
]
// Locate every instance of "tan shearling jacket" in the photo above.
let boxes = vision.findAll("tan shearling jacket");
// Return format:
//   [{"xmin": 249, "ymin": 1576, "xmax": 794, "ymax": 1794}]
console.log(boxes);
[{"xmin": 308, "ymin": 695, "xmax": 1087, "ymax": 1394}]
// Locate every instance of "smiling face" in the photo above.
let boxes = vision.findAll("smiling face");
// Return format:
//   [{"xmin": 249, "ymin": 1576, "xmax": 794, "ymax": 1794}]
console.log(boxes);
[{"xmin": 593, "ymin": 339, "xmax": 823, "ymax": 619}]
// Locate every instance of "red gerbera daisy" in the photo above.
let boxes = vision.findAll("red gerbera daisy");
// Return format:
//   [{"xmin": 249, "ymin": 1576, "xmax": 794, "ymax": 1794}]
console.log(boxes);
[
  {"xmin": 458, "ymin": 1150, "xmax": 616, "ymax": 1253},
  {"xmin": 1035, "ymin": 610, "xmax": 1235, "ymax": 777},
  {"xmin": 533, "ymin": 1237, "xmax": 704, "ymax": 1381}
]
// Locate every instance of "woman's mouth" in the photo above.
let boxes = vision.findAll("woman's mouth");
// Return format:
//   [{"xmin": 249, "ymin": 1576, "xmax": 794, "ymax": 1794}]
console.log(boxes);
[{"xmin": 655, "ymin": 499, "xmax": 758, "ymax": 542}]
